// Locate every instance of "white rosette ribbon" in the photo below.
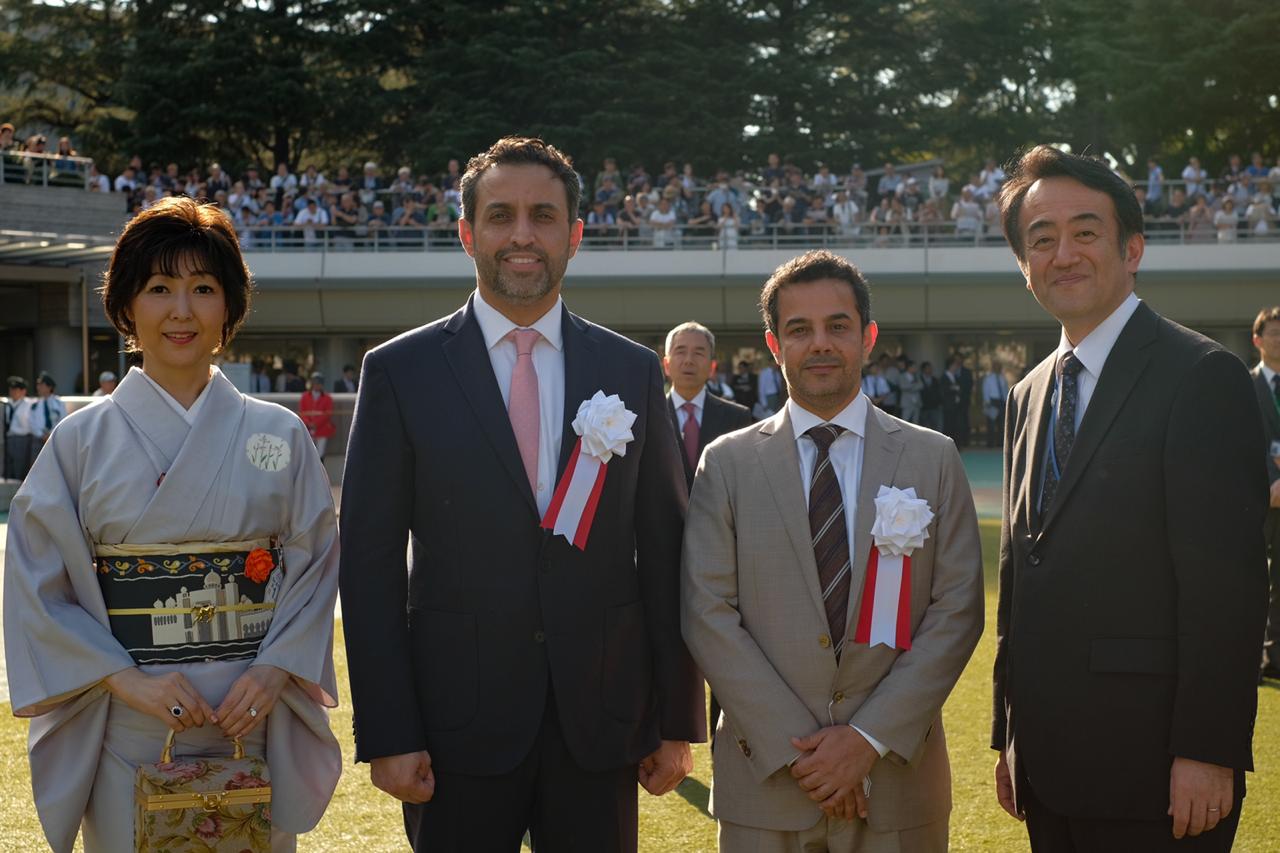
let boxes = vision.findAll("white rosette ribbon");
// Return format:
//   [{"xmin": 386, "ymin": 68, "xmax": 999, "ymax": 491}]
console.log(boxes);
[
  {"xmin": 854, "ymin": 486, "xmax": 934, "ymax": 650},
  {"xmin": 541, "ymin": 391, "xmax": 636, "ymax": 549}
]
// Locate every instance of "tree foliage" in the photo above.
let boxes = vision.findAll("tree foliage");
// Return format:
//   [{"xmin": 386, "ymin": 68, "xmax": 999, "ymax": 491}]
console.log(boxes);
[{"xmin": 0, "ymin": 0, "xmax": 1275, "ymax": 178}]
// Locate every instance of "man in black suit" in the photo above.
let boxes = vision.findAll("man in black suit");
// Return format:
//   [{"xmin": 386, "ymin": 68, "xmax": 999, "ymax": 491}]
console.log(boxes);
[
  {"xmin": 663, "ymin": 321, "xmax": 753, "ymax": 491},
  {"xmin": 339, "ymin": 137, "xmax": 705, "ymax": 853},
  {"xmin": 992, "ymin": 145, "xmax": 1268, "ymax": 851},
  {"xmin": 333, "ymin": 363, "xmax": 358, "ymax": 393},
  {"xmin": 940, "ymin": 355, "xmax": 966, "ymax": 443},
  {"xmin": 1250, "ymin": 306, "xmax": 1280, "ymax": 681}
]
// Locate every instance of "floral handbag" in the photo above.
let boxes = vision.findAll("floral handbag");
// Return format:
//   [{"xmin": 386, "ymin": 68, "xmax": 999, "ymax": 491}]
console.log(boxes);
[{"xmin": 134, "ymin": 728, "xmax": 272, "ymax": 852}]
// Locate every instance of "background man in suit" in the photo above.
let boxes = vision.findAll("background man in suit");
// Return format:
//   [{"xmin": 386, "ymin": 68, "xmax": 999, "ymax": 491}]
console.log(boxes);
[
  {"xmin": 340, "ymin": 137, "xmax": 705, "ymax": 853},
  {"xmin": 682, "ymin": 250, "xmax": 983, "ymax": 852},
  {"xmin": 664, "ymin": 321, "xmax": 753, "ymax": 491},
  {"xmin": 992, "ymin": 145, "xmax": 1268, "ymax": 851},
  {"xmin": 333, "ymin": 363, "xmax": 358, "ymax": 393},
  {"xmin": 939, "ymin": 355, "xmax": 965, "ymax": 443},
  {"xmin": 1250, "ymin": 306, "xmax": 1280, "ymax": 681}
]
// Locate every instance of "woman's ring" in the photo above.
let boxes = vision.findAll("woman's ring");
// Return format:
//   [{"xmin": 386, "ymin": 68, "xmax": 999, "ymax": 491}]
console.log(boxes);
[
  {"xmin": 1208, "ymin": 807, "xmax": 1220, "ymax": 812},
  {"xmin": 170, "ymin": 705, "xmax": 184, "ymax": 718},
  {"xmin": 248, "ymin": 707, "xmax": 258, "ymax": 718}
]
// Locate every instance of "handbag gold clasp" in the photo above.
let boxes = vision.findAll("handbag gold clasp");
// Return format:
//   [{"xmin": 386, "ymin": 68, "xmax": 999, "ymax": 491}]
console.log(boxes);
[
  {"xmin": 191, "ymin": 604, "xmax": 216, "ymax": 623},
  {"xmin": 199, "ymin": 791, "xmax": 225, "ymax": 811}
]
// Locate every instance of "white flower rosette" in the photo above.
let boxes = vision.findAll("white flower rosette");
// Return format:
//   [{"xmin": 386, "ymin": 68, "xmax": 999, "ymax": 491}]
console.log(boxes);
[
  {"xmin": 869, "ymin": 485, "xmax": 934, "ymax": 556},
  {"xmin": 572, "ymin": 391, "xmax": 636, "ymax": 463},
  {"xmin": 542, "ymin": 391, "xmax": 636, "ymax": 549},
  {"xmin": 855, "ymin": 485, "xmax": 934, "ymax": 650}
]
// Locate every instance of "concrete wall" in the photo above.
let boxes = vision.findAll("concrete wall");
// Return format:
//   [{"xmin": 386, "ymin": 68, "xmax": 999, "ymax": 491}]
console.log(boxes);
[{"xmin": 0, "ymin": 184, "xmax": 127, "ymax": 237}]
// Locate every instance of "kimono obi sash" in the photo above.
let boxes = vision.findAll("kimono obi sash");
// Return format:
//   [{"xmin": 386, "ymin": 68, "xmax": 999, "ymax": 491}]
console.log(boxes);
[{"xmin": 95, "ymin": 538, "xmax": 283, "ymax": 666}]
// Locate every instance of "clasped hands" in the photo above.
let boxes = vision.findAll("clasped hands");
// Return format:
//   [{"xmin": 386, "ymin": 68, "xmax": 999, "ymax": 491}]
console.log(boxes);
[
  {"xmin": 995, "ymin": 751, "xmax": 1233, "ymax": 839},
  {"xmin": 790, "ymin": 725, "xmax": 879, "ymax": 821},
  {"xmin": 103, "ymin": 664, "xmax": 290, "ymax": 738},
  {"xmin": 372, "ymin": 740, "xmax": 693, "ymax": 804}
]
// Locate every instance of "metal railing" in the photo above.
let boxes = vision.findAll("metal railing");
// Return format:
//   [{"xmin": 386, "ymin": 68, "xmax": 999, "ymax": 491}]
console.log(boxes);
[
  {"xmin": 235, "ymin": 218, "xmax": 1280, "ymax": 253},
  {"xmin": 0, "ymin": 150, "xmax": 95, "ymax": 189}
]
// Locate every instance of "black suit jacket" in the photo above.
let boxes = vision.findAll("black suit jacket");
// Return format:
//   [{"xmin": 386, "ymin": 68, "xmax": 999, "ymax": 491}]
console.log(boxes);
[
  {"xmin": 339, "ymin": 295, "xmax": 706, "ymax": 774},
  {"xmin": 993, "ymin": 302, "xmax": 1268, "ymax": 819},
  {"xmin": 667, "ymin": 392, "xmax": 753, "ymax": 491}
]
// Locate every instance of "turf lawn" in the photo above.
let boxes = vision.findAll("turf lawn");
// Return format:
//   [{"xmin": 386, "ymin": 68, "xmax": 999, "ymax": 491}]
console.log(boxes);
[{"xmin": 3, "ymin": 521, "xmax": 1278, "ymax": 851}]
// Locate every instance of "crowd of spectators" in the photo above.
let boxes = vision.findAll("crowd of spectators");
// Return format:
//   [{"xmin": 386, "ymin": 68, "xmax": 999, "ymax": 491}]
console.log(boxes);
[{"xmin": 4, "ymin": 119, "xmax": 1279, "ymax": 248}]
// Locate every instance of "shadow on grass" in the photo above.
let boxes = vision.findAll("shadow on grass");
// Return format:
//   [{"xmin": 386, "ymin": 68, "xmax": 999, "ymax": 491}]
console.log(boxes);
[{"xmin": 675, "ymin": 775, "xmax": 711, "ymax": 818}]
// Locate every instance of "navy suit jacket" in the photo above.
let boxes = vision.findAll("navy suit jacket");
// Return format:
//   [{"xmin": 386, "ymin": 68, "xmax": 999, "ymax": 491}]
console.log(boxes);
[
  {"xmin": 340, "ymin": 295, "xmax": 705, "ymax": 774},
  {"xmin": 667, "ymin": 391, "xmax": 754, "ymax": 491},
  {"xmin": 994, "ymin": 302, "xmax": 1268, "ymax": 819}
]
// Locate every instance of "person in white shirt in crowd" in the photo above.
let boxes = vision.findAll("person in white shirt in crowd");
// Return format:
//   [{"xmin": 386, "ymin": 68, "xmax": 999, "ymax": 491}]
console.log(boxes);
[
  {"xmin": 92, "ymin": 371, "xmax": 117, "ymax": 396},
  {"xmin": 831, "ymin": 190, "xmax": 860, "ymax": 238},
  {"xmin": 980, "ymin": 365, "xmax": 1009, "ymax": 447},
  {"xmin": 1182, "ymin": 156, "xmax": 1208, "ymax": 200},
  {"xmin": 980, "ymin": 158, "xmax": 1006, "ymax": 202},
  {"xmin": 952, "ymin": 187, "xmax": 983, "ymax": 242},
  {"xmin": 650, "ymin": 195, "xmax": 678, "ymax": 248},
  {"xmin": 717, "ymin": 202, "xmax": 740, "ymax": 250},
  {"xmin": 294, "ymin": 197, "xmax": 330, "ymax": 247},
  {"xmin": 1215, "ymin": 197, "xmax": 1240, "ymax": 243},
  {"xmin": 928, "ymin": 165, "xmax": 950, "ymax": 205},
  {"xmin": 114, "ymin": 165, "xmax": 138, "ymax": 194},
  {"xmin": 31, "ymin": 371, "xmax": 67, "ymax": 446},
  {"xmin": 1247, "ymin": 194, "xmax": 1275, "ymax": 236},
  {"xmin": 898, "ymin": 358, "xmax": 924, "ymax": 424},
  {"xmin": 271, "ymin": 161, "xmax": 298, "ymax": 195},
  {"xmin": 4, "ymin": 375, "xmax": 37, "ymax": 480},
  {"xmin": 87, "ymin": 162, "xmax": 111, "ymax": 193}
]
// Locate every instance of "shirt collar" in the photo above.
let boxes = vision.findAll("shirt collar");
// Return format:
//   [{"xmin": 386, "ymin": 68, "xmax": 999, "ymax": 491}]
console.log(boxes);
[
  {"xmin": 1260, "ymin": 363, "xmax": 1278, "ymax": 384},
  {"xmin": 670, "ymin": 387, "xmax": 707, "ymax": 411},
  {"xmin": 1056, "ymin": 291, "xmax": 1141, "ymax": 378},
  {"xmin": 473, "ymin": 289, "xmax": 564, "ymax": 352},
  {"xmin": 788, "ymin": 393, "xmax": 868, "ymax": 443}
]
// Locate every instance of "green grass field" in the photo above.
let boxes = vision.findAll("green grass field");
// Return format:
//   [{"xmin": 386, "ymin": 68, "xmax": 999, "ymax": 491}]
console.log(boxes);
[{"xmin": 3, "ymin": 521, "xmax": 1278, "ymax": 851}]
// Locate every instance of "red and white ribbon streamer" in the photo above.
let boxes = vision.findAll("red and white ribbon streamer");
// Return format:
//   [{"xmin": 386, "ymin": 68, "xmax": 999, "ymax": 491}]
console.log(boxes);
[
  {"xmin": 541, "ymin": 438, "xmax": 609, "ymax": 550},
  {"xmin": 853, "ymin": 547, "xmax": 912, "ymax": 650}
]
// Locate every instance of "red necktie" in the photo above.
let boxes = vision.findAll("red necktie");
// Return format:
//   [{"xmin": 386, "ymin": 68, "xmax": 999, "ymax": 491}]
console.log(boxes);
[{"xmin": 681, "ymin": 401, "xmax": 700, "ymax": 471}]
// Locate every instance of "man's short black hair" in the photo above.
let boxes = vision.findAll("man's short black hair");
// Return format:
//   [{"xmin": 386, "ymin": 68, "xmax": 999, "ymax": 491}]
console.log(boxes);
[
  {"xmin": 460, "ymin": 136, "xmax": 580, "ymax": 224},
  {"xmin": 998, "ymin": 145, "xmax": 1144, "ymax": 262},
  {"xmin": 759, "ymin": 249, "xmax": 872, "ymax": 336}
]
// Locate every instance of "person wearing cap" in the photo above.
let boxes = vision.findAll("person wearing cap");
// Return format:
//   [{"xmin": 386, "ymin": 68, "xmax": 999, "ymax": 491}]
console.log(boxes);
[
  {"xmin": 4, "ymin": 375, "xmax": 37, "ymax": 480},
  {"xmin": 31, "ymin": 371, "xmax": 66, "ymax": 445},
  {"xmin": 92, "ymin": 371, "xmax": 118, "ymax": 396},
  {"xmin": 300, "ymin": 371, "xmax": 335, "ymax": 456},
  {"xmin": 367, "ymin": 199, "xmax": 390, "ymax": 247}
]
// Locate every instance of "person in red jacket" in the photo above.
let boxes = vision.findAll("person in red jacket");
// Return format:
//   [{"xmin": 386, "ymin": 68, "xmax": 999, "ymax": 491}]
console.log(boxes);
[{"xmin": 300, "ymin": 371, "xmax": 335, "ymax": 456}]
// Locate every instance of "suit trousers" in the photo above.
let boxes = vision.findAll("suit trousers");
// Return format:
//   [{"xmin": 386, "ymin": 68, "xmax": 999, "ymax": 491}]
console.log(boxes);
[
  {"xmin": 718, "ymin": 815, "xmax": 947, "ymax": 853},
  {"xmin": 1024, "ymin": 775, "xmax": 1240, "ymax": 853},
  {"xmin": 1262, "ymin": 509, "xmax": 1280, "ymax": 671},
  {"xmin": 403, "ymin": 689, "xmax": 638, "ymax": 853}
]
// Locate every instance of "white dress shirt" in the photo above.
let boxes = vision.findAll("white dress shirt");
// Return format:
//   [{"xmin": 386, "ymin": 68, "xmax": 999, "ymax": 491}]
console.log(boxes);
[
  {"xmin": 787, "ymin": 393, "xmax": 888, "ymax": 758},
  {"xmin": 671, "ymin": 387, "xmax": 707, "ymax": 431},
  {"xmin": 6, "ymin": 397, "xmax": 35, "ymax": 436},
  {"xmin": 1259, "ymin": 362, "xmax": 1277, "ymax": 386},
  {"xmin": 1052, "ymin": 291, "xmax": 1142, "ymax": 432},
  {"xmin": 472, "ymin": 290, "xmax": 565, "ymax": 517}
]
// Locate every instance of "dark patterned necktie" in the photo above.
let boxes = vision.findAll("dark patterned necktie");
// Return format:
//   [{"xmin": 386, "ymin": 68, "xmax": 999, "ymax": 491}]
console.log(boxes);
[
  {"xmin": 806, "ymin": 424, "xmax": 851, "ymax": 657},
  {"xmin": 1271, "ymin": 373, "xmax": 1280, "ymax": 408},
  {"xmin": 1041, "ymin": 351, "xmax": 1083, "ymax": 511}
]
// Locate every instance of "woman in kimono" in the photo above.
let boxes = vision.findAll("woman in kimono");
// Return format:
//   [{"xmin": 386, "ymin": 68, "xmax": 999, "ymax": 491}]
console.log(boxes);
[{"xmin": 4, "ymin": 196, "xmax": 341, "ymax": 852}]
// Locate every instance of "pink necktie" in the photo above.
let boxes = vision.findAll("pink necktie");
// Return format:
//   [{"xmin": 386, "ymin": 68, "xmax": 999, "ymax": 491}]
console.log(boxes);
[
  {"xmin": 681, "ymin": 401, "xmax": 700, "ymax": 470},
  {"xmin": 507, "ymin": 328, "xmax": 541, "ymax": 493}
]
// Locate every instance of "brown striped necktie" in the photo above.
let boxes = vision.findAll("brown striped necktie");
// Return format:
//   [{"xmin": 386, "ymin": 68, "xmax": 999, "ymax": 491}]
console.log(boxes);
[{"xmin": 806, "ymin": 424, "xmax": 851, "ymax": 658}]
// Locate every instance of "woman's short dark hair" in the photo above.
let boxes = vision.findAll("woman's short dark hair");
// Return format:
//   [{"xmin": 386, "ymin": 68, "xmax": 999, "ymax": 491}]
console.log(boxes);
[
  {"xmin": 759, "ymin": 249, "xmax": 872, "ymax": 336},
  {"xmin": 459, "ymin": 136, "xmax": 580, "ymax": 224},
  {"xmin": 998, "ymin": 145, "xmax": 1144, "ymax": 261},
  {"xmin": 100, "ymin": 196, "xmax": 252, "ymax": 351}
]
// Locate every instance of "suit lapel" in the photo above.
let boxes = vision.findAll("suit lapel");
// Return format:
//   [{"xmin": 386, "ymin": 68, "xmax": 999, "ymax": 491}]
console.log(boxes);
[
  {"xmin": 846, "ymin": 407, "xmax": 906, "ymax": 634},
  {"xmin": 557, "ymin": 308, "xmax": 602, "ymax": 482},
  {"xmin": 442, "ymin": 296, "xmax": 539, "ymax": 517},
  {"xmin": 1038, "ymin": 303, "xmax": 1157, "ymax": 537},
  {"xmin": 1021, "ymin": 358, "xmax": 1055, "ymax": 531},
  {"xmin": 667, "ymin": 394, "xmax": 694, "ymax": 483},
  {"xmin": 699, "ymin": 394, "xmax": 724, "ymax": 456},
  {"xmin": 1253, "ymin": 370, "xmax": 1280, "ymax": 436},
  {"xmin": 756, "ymin": 409, "xmax": 829, "ymax": 624}
]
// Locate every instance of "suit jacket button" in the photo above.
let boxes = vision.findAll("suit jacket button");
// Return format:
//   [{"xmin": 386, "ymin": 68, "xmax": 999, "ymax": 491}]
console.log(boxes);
[
  {"xmin": 1028, "ymin": 554, "xmax": 1041, "ymax": 566},
  {"xmin": 533, "ymin": 630, "xmax": 545, "ymax": 643},
  {"xmin": 833, "ymin": 691, "xmax": 845, "ymax": 703},
  {"xmin": 818, "ymin": 634, "xmax": 831, "ymax": 648}
]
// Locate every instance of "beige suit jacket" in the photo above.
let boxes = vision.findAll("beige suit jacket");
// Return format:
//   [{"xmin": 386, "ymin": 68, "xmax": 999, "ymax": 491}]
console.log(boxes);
[{"xmin": 681, "ymin": 402, "xmax": 983, "ymax": 833}]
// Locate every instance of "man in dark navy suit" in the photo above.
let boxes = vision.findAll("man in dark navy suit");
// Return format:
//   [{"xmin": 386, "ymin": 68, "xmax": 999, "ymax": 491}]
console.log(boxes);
[
  {"xmin": 340, "ymin": 137, "xmax": 705, "ymax": 853},
  {"xmin": 1250, "ymin": 306, "xmax": 1280, "ymax": 681},
  {"xmin": 663, "ymin": 321, "xmax": 753, "ymax": 492},
  {"xmin": 993, "ymin": 145, "xmax": 1267, "ymax": 852}
]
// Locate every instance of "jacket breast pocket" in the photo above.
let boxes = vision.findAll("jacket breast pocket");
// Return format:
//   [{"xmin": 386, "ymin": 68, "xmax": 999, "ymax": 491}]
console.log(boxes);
[
  {"xmin": 1089, "ymin": 637, "xmax": 1176, "ymax": 674},
  {"xmin": 601, "ymin": 600, "xmax": 652, "ymax": 723},
  {"xmin": 409, "ymin": 608, "xmax": 478, "ymax": 731}
]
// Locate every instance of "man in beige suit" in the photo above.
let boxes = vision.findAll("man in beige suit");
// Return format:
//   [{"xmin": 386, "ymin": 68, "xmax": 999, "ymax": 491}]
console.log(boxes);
[{"xmin": 682, "ymin": 249, "xmax": 984, "ymax": 852}]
